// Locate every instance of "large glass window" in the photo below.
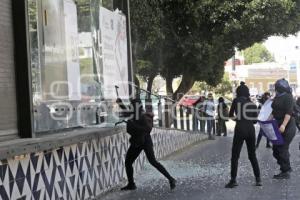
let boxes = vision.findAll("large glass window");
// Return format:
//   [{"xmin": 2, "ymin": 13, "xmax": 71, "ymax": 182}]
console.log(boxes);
[{"xmin": 27, "ymin": 0, "xmax": 130, "ymax": 133}]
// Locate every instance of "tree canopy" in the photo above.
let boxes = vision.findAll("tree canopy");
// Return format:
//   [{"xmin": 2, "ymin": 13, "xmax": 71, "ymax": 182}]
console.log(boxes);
[
  {"xmin": 243, "ymin": 43, "xmax": 274, "ymax": 64},
  {"xmin": 190, "ymin": 73, "xmax": 232, "ymax": 98},
  {"xmin": 130, "ymin": 0, "xmax": 300, "ymax": 100}
]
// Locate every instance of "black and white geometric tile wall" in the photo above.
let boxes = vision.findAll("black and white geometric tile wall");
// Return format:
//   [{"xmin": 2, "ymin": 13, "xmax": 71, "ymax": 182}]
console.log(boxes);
[{"xmin": 0, "ymin": 128, "xmax": 205, "ymax": 200}]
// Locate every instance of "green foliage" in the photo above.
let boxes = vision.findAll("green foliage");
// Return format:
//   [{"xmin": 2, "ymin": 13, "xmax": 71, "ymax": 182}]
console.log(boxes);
[
  {"xmin": 243, "ymin": 43, "xmax": 274, "ymax": 64},
  {"xmin": 135, "ymin": 60, "xmax": 154, "ymax": 81},
  {"xmin": 214, "ymin": 74, "xmax": 232, "ymax": 96},
  {"xmin": 76, "ymin": 0, "xmax": 92, "ymax": 32},
  {"xmin": 191, "ymin": 74, "xmax": 232, "ymax": 97},
  {"xmin": 130, "ymin": 0, "xmax": 300, "ymax": 98},
  {"xmin": 130, "ymin": 0, "xmax": 163, "ymax": 81}
]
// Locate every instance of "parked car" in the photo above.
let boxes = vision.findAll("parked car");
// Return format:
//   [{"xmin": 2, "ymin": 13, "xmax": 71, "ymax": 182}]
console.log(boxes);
[{"xmin": 179, "ymin": 95, "xmax": 201, "ymax": 107}]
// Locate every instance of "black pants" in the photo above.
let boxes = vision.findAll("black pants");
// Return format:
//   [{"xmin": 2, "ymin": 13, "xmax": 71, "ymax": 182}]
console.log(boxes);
[
  {"xmin": 199, "ymin": 119, "xmax": 206, "ymax": 132},
  {"xmin": 256, "ymin": 129, "xmax": 271, "ymax": 147},
  {"xmin": 125, "ymin": 140, "xmax": 173, "ymax": 184},
  {"xmin": 272, "ymin": 118, "xmax": 296, "ymax": 172},
  {"xmin": 217, "ymin": 119, "xmax": 227, "ymax": 136},
  {"xmin": 207, "ymin": 119, "xmax": 216, "ymax": 136},
  {"xmin": 231, "ymin": 122, "xmax": 261, "ymax": 180}
]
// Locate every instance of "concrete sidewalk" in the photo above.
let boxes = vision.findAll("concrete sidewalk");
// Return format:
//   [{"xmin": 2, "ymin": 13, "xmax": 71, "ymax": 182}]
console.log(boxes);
[{"xmin": 100, "ymin": 133, "xmax": 300, "ymax": 200}]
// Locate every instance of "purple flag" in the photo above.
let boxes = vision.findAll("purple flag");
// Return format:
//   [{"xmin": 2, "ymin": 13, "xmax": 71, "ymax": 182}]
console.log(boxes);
[{"xmin": 258, "ymin": 120, "xmax": 284, "ymax": 145}]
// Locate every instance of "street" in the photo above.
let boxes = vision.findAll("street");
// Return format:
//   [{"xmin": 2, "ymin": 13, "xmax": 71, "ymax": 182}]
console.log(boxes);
[{"xmin": 100, "ymin": 130, "xmax": 300, "ymax": 200}]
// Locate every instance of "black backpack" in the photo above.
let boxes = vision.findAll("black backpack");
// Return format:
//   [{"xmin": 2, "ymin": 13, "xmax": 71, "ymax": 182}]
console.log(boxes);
[{"xmin": 126, "ymin": 113, "xmax": 153, "ymax": 136}]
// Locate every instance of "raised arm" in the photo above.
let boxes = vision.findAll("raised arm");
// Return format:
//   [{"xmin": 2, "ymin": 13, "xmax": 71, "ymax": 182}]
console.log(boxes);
[{"xmin": 116, "ymin": 98, "xmax": 129, "ymax": 110}]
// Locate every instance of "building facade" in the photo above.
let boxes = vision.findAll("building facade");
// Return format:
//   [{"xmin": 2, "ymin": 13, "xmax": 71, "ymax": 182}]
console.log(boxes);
[{"xmin": 226, "ymin": 62, "xmax": 297, "ymax": 95}]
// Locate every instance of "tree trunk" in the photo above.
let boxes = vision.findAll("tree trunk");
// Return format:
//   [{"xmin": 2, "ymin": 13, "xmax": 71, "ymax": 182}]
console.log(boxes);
[
  {"xmin": 146, "ymin": 75, "xmax": 156, "ymax": 94},
  {"xmin": 173, "ymin": 74, "xmax": 195, "ymax": 101},
  {"xmin": 145, "ymin": 75, "xmax": 156, "ymax": 113},
  {"xmin": 166, "ymin": 76, "xmax": 174, "ymax": 96},
  {"xmin": 134, "ymin": 75, "xmax": 140, "ymax": 98},
  {"xmin": 163, "ymin": 76, "xmax": 174, "ymax": 128},
  {"xmin": 164, "ymin": 74, "xmax": 195, "ymax": 128}
]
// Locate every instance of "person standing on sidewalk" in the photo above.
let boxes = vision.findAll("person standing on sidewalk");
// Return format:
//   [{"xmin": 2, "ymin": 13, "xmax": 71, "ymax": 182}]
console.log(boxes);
[
  {"xmin": 225, "ymin": 82, "xmax": 262, "ymax": 188},
  {"xmin": 194, "ymin": 96, "xmax": 206, "ymax": 132},
  {"xmin": 216, "ymin": 97, "xmax": 228, "ymax": 136},
  {"xmin": 271, "ymin": 79, "xmax": 296, "ymax": 179},
  {"xmin": 204, "ymin": 93, "xmax": 216, "ymax": 139},
  {"xmin": 117, "ymin": 98, "xmax": 176, "ymax": 190}
]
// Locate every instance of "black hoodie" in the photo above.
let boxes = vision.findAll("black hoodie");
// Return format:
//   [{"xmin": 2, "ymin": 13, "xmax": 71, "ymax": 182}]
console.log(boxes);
[{"xmin": 229, "ymin": 82, "xmax": 258, "ymax": 124}]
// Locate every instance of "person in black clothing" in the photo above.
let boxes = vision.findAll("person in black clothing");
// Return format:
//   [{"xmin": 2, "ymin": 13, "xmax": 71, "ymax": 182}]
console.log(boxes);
[
  {"xmin": 256, "ymin": 130, "xmax": 271, "ymax": 148},
  {"xmin": 216, "ymin": 97, "xmax": 228, "ymax": 136},
  {"xmin": 117, "ymin": 98, "xmax": 176, "ymax": 190},
  {"xmin": 271, "ymin": 79, "xmax": 296, "ymax": 179},
  {"xmin": 256, "ymin": 92, "xmax": 272, "ymax": 149},
  {"xmin": 225, "ymin": 82, "xmax": 262, "ymax": 188},
  {"xmin": 294, "ymin": 97, "xmax": 300, "ymax": 131}
]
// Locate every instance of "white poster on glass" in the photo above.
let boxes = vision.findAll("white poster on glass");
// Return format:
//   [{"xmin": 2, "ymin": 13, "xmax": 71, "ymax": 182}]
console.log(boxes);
[
  {"xmin": 99, "ymin": 7, "xmax": 129, "ymax": 99},
  {"xmin": 64, "ymin": 0, "xmax": 81, "ymax": 100}
]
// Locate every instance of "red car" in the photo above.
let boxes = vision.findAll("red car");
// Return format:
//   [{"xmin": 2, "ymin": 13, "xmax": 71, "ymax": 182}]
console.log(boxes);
[{"xmin": 179, "ymin": 95, "xmax": 204, "ymax": 107}]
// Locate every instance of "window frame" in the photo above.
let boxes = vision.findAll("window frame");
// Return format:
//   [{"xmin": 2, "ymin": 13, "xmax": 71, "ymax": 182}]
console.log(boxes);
[
  {"xmin": 12, "ymin": 0, "xmax": 35, "ymax": 138},
  {"xmin": 10, "ymin": 0, "xmax": 133, "ymax": 138}
]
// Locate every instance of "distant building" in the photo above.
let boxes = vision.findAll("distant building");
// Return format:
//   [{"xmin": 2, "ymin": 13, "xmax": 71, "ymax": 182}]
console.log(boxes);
[
  {"xmin": 225, "ymin": 62, "xmax": 297, "ymax": 95},
  {"xmin": 224, "ymin": 50, "xmax": 245, "ymax": 67}
]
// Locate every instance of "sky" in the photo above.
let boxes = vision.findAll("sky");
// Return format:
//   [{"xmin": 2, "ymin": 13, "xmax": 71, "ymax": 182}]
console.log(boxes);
[{"xmin": 264, "ymin": 32, "xmax": 300, "ymax": 64}]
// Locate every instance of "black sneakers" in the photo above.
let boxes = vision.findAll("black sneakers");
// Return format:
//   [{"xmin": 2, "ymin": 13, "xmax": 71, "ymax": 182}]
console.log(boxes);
[
  {"xmin": 225, "ymin": 178, "xmax": 262, "ymax": 188},
  {"xmin": 169, "ymin": 178, "xmax": 177, "ymax": 190},
  {"xmin": 225, "ymin": 180, "xmax": 238, "ymax": 188},
  {"xmin": 121, "ymin": 179, "xmax": 177, "ymax": 191},
  {"xmin": 273, "ymin": 172, "xmax": 290, "ymax": 179},
  {"xmin": 121, "ymin": 183, "xmax": 137, "ymax": 191},
  {"xmin": 255, "ymin": 177, "xmax": 262, "ymax": 186}
]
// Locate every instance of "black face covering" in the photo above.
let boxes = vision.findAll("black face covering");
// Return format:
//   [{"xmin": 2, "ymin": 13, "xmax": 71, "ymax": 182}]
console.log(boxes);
[
  {"xmin": 218, "ymin": 97, "xmax": 224, "ymax": 103},
  {"xmin": 236, "ymin": 82, "xmax": 250, "ymax": 98},
  {"xmin": 275, "ymin": 79, "xmax": 291, "ymax": 95}
]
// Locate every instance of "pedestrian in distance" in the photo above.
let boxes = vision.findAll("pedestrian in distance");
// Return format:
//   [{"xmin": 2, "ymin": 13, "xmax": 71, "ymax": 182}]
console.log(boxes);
[
  {"xmin": 256, "ymin": 92, "xmax": 272, "ymax": 149},
  {"xmin": 204, "ymin": 93, "xmax": 216, "ymax": 140},
  {"xmin": 270, "ymin": 79, "xmax": 296, "ymax": 179},
  {"xmin": 216, "ymin": 97, "xmax": 228, "ymax": 137},
  {"xmin": 116, "ymin": 98, "xmax": 176, "ymax": 190},
  {"xmin": 193, "ymin": 96, "xmax": 206, "ymax": 132},
  {"xmin": 225, "ymin": 82, "xmax": 262, "ymax": 188}
]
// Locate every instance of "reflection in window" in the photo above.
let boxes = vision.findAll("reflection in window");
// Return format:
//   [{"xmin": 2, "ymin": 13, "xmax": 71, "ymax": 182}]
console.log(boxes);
[
  {"xmin": 28, "ymin": 0, "xmax": 42, "ymax": 104},
  {"xmin": 27, "ymin": 0, "xmax": 123, "ymax": 133}
]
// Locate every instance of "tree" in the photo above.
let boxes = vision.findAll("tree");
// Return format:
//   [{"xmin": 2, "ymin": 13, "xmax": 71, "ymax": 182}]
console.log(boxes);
[
  {"xmin": 190, "ymin": 74, "xmax": 232, "ymax": 97},
  {"xmin": 244, "ymin": 43, "xmax": 274, "ymax": 64},
  {"xmin": 214, "ymin": 74, "xmax": 232, "ymax": 97},
  {"xmin": 130, "ymin": 0, "xmax": 164, "ymax": 93},
  {"xmin": 130, "ymin": 0, "xmax": 300, "ymax": 100}
]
